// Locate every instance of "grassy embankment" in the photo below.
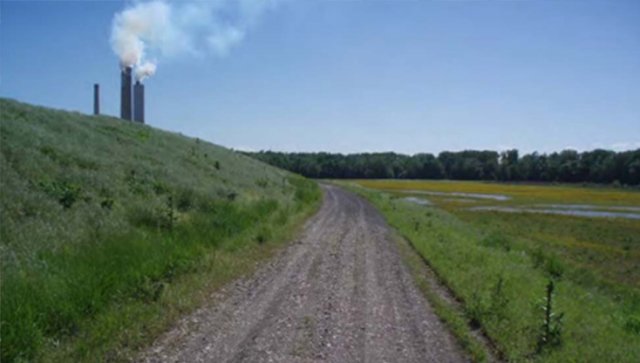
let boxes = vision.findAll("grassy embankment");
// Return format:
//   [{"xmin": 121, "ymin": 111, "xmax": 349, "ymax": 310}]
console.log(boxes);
[
  {"xmin": 345, "ymin": 179, "xmax": 640, "ymax": 362},
  {"xmin": 0, "ymin": 99, "xmax": 321, "ymax": 362}
]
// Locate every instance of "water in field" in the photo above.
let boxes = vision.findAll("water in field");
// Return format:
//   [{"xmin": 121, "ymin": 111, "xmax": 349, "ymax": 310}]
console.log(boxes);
[
  {"xmin": 402, "ymin": 197, "xmax": 432, "ymax": 206},
  {"xmin": 443, "ymin": 198, "xmax": 477, "ymax": 203},
  {"xmin": 469, "ymin": 206, "xmax": 640, "ymax": 220},
  {"xmin": 535, "ymin": 204, "xmax": 640, "ymax": 212},
  {"xmin": 394, "ymin": 190, "xmax": 510, "ymax": 201}
]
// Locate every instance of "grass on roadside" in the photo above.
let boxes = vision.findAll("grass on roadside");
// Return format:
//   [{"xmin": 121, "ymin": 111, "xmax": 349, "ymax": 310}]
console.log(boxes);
[
  {"xmin": 346, "ymin": 183, "xmax": 640, "ymax": 362},
  {"xmin": 41, "ymin": 180, "xmax": 321, "ymax": 362},
  {"xmin": 392, "ymin": 230, "xmax": 492, "ymax": 362}
]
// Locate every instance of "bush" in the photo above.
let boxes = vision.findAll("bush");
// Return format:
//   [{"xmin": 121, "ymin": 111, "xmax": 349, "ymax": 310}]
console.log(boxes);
[
  {"xmin": 176, "ymin": 189, "xmax": 195, "ymax": 212},
  {"xmin": 479, "ymin": 232, "xmax": 511, "ymax": 252},
  {"xmin": 38, "ymin": 180, "xmax": 83, "ymax": 209},
  {"xmin": 625, "ymin": 315, "xmax": 640, "ymax": 335},
  {"xmin": 256, "ymin": 178, "xmax": 268, "ymax": 188}
]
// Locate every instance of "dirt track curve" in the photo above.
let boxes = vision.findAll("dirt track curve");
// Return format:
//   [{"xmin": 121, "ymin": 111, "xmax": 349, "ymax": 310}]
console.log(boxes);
[{"xmin": 142, "ymin": 184, "xmax": 465, "ymax": 363}]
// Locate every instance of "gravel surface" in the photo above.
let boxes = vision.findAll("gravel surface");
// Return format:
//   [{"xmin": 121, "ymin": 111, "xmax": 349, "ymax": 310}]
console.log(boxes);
[{"xmin": 142, "ymin": 185, "xmax": 465, "ymax": 363}]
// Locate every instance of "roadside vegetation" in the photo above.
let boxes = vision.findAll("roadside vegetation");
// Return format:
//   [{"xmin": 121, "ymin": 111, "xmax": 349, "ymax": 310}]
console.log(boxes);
[
  {"xmin": 343, "ymin": 180, "xmax": 640, "ymax": 362},
  {"xmin": 0, "ymin": 99, "xmax": 321, "ymax": 362}
]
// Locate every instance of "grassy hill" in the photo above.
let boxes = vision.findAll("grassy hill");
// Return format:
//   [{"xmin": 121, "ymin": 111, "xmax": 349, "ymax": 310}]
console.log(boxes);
[{"xmin": 0, "ymin": 99, "xmax": 320, "ymax": 361}]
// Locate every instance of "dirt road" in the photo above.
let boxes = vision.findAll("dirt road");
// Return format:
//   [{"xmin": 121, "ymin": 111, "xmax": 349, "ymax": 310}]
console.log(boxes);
[{"xmin": 142, "ymin": 185, "xmax": 465, "ymax": 362}]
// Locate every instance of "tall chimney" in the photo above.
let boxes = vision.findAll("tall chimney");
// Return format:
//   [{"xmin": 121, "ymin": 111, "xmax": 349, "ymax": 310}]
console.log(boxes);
[
  {"xmin": 93, "ymin": 83, "xmax": 100, "ymax": 115},
  {"xmin": 120, "ymin": 66, "xmax": 133, "ymax": 120},
  {"xmin": 133, "ymin": 80, "xmax": 145, "ymax": 124}
]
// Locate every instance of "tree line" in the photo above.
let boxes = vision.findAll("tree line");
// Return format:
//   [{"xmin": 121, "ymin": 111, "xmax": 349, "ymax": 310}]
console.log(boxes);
[{"xmin": 246, "ymin": 149, "xmax": 640, "ymax": 185}]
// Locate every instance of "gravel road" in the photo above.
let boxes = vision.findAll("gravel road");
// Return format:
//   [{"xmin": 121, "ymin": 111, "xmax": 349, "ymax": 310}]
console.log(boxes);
[{"xmin": 142, "ymin": 185, "xmax": 465, "ymax": 362}]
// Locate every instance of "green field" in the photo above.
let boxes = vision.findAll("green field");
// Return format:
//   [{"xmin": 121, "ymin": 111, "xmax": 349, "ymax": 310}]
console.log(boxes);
[
  {"xmin": 346, "ymin": 179, "xmax": 640, "ymax": 362},
  {"xmin": 0, "ymin": 99, "xmax": 321, "ymax": 362}
]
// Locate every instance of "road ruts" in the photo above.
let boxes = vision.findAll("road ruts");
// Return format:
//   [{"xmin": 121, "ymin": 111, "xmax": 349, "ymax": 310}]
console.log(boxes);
[{"xmin": 142, "ymin": 184, "xmax": 465, "ymax": 363}]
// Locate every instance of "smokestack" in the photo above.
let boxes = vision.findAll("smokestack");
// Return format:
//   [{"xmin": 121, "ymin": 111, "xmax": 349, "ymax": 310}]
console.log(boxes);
[
  {"xmin": 120, "ymin": 66, "xmax": 132, "ymax": 120},
  {"xmin": 93, "ymin": 84, "xmax": 100, "ymax": 115},
  {"xmin": 133, "ymin": 80, "xmax": 145, "ymax": 124}
]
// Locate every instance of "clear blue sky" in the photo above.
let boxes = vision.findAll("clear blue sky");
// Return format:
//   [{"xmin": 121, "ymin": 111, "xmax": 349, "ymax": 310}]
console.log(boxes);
[{"xmin": 2, "ymin": 0, "xmax": 639, "ymax": 154}]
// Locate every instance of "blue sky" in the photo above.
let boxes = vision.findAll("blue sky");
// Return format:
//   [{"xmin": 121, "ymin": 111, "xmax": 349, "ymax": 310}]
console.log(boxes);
[{"xmin": 2, "ymin": 0, "xmax": 639, "ymax": 154}]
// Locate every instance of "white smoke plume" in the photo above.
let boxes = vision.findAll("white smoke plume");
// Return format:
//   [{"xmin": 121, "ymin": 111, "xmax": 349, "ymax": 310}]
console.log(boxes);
[
  {"xmin": 135, "ymin": 61, "xmax": 157, "ymax": 81},
  {"xmin": 110, "ymin": 0, "xmax": 279, "ymax": 80}
]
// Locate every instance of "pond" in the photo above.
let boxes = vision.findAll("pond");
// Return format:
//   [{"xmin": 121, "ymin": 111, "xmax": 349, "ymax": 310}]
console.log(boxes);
[
  {"xmin": 468, "ymin": 206, "xmax": 640, "ymax": 220},
  {"xmin": 401, "ymin": 197, "xmax": 432, "ymax": 206},
  {"xmin": 535, "ymin": 204, "xmax": 640, "ymax": 212},
  {"xmin": 393, "ymin": 190, "xmax": 510, "ymax": 201}
]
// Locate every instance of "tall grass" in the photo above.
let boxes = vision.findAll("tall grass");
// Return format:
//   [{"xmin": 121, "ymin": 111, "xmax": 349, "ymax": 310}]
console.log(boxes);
[{"xmin": 0, "ymin": 99, "xmax": 321, "ymax": 361}]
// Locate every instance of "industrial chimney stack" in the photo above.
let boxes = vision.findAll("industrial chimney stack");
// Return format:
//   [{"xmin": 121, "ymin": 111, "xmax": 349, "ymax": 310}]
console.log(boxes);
[
  {"xmin": 120, "ymin": 66, "xmax": 133, "ymax": 120},
  {"xmin": 133, "ymin": 80, "xmax": 145, "ymax": 124},
  {"xmin": 93, "ymin": 84, "xmax": 100, "ymax": 115}
]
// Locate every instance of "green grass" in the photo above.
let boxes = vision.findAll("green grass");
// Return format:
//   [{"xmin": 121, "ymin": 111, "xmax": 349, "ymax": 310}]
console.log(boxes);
[
  {"xmin": 392, "ymin": 231, "xmax": 491, "ymax": 362},
  {"xmin": 343, "ymin": 179, "xmax": 640, "ymax": 362},
  {"xmin": 0, "ymin": 99, "xmax": 321, "ymax": 362}
]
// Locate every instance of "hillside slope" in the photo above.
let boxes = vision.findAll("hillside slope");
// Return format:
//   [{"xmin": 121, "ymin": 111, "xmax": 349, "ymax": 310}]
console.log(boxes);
[{"xmin": 0, "ymin": 99, "xmax": 320, "ymax": 361}]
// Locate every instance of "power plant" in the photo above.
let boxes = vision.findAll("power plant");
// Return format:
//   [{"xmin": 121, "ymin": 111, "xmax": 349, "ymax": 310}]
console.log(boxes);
[
  {"xmin": 93, "ymin": 84, "xmax": 100, "ymax": 115},
  {"xmin": 120, "ymin": 66, "xmax": 133, "ymax": 120},
  {"xmin": 122, "ymin": 67, "xmax": 145, "ymax": 123},
  {"xmin": 133, "ymin": 80, "xmax": 144, "ymax": 123},
  {"xmin": 92, "ymin": 66, "xmax": 146, "ymax": 123}
]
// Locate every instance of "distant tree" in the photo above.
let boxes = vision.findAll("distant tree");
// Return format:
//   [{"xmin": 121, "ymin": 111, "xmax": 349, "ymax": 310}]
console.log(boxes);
[
  {"xmin": 581, "ymin": 149, "xmax": 616, "ymax": 183},
  {"xmin": 499, "ymin": 149, "xmax": 520, "ymax": 181},
  {"xmin": 246, "ymin": 148, "xmax": 640, "ymax": 186},
  {"xmin": 414, "ymin": 153, "xmax": 444, "ymax": 179},
  {"xmin": 520, "ymin": 153, "xmax": 546, "ymax": 181},
  {"xmin": 557, "ymin": 150, "xmax": 581, "ymax": 182},
  {"xmin": 618, "ymin": 150, "xmax": 640, "ymax": 185}
]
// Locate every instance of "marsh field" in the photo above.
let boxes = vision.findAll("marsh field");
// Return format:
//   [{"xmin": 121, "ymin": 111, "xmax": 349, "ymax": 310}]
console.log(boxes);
[{"xmin": 341, "ymin": 179, "xmax": 640, "ymax": 362}]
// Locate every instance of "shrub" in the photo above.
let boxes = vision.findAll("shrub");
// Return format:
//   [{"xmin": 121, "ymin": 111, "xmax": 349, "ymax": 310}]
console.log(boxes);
[
  {"xmin": 624, "ymin": 314, "xmax": 640, "ymax": 335},
  {"xmin": 176, "ymin": 189, "xmax": 195, "ymax": 212},
  {"xmin": 480, "ymin": 232, "xmax": 511, "ymax": 252},
  {"xmin": 100, "ymin": 198, "xmax": 114, "ymax": 210},
  {"xmin": 153, "ymin": 180, "xmax": 170, "ymax": 195},
  {"xmin": 256, "ymin": 178, "xmax": 268, "ymax": 188},
  {"xmin": 38, "ymin": 180, "xmax": 83, "ymax": 209}
]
